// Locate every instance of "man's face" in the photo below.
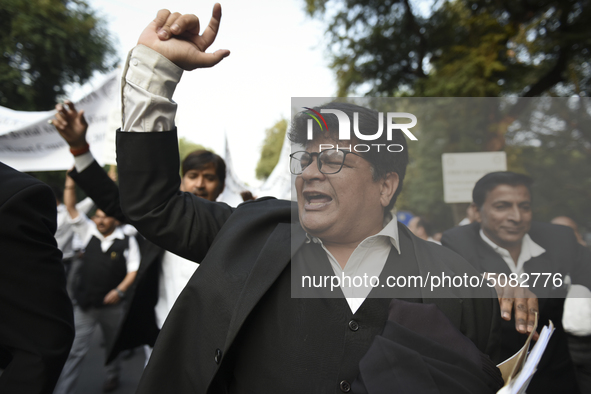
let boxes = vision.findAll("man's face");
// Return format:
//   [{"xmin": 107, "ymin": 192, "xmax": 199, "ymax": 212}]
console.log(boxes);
[
  {"xmin": 295, "ymin": 138, "xmax": 398, "ymax": 245},
  {"xmin": 92, "ymin": 209, "xmax": 119, "ymax": 237},
  {"xmin": 180, "ymin": 164, "xmax": 223, "ymax": 202},
  {"xmin": 475, "ymin": 184, "xmax": 532, "ymax": 249}
]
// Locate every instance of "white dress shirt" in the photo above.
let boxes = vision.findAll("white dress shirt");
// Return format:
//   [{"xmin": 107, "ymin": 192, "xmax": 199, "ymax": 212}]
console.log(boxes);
[
  {"xmin": 563, "ymin": 284, "xmax": 591, "ymax": 336},
  {"xmin": 68, "ymin": 212, "xmax": 140, "ymax": 273},
  {"xmin": 154, "ymin": 252, "xmax": 199, "ymax": 328},
  {"xmin": 479, "ymin": 229, "xmax": 546, "ymax": 275},
  {"xmin": 309, "ymin": 214, "xmax": 401, "ymax": 313}
]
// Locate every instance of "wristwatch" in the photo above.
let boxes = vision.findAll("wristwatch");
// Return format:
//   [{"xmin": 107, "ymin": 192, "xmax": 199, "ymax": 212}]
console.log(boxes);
[{"xmin": 115, "ymin": 288, "xmax": 126, "ymax": 299}]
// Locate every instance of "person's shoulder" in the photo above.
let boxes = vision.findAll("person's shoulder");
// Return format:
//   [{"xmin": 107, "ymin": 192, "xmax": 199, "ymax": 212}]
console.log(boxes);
[
  {"xmin": 529, "ymin": 221, "xmax": 577, "ymax": 246},
  {"xmin": 531, "ymin": 220, "xmax": 570, "ymax": 234},
  {"xmin": 0, "ymin": 162, "xmax": 58, "ymax": 237},
  {"xmin": 236, "ymin": 196, "xmax": 293, "ymax": 210},
  {"xmin": 417, "ymin": 234, "xmax": 476, "ymax": 270},
  {"xmin": 405, "ymin": 226, "xmax": 493, "ymax": 298},
  {"xmin": 404, "ymin": 223, "xmax": 466, "ymax": 262},
  {"xmin": 442, "ymin": 221, "xmax": 480, "ymax": 239},
  {"xmin": 231, "ymin": 197, "xmax": 294, "ymax": 223},
  {"xmin": 0, "ymin": 162, "xmax": 53, "ymax": 206},
  {"xmin": 0, "ymin": 161, "xmax": 45, "ymax": 189}
]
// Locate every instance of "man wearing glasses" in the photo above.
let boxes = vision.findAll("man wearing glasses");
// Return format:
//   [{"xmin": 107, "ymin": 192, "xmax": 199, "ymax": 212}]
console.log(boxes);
[{"xmin": 115, "ymin": 6, "xmax": 502, "ymax": 393}]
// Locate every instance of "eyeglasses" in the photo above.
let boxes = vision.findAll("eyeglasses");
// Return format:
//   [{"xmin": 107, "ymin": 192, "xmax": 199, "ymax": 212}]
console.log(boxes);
[{"xmin": 289, "ymin": 149, "xmax": 366, "ymax": 175}]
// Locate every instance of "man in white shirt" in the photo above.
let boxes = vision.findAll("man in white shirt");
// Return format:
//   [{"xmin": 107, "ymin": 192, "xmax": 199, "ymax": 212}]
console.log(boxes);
[
  {"xmin": 442, "ymin": 171, "xmax": 591, "ymax": 394},
  {"xmin": 53, "ymin": 180, "xmax": 139, "ymax": 394}
]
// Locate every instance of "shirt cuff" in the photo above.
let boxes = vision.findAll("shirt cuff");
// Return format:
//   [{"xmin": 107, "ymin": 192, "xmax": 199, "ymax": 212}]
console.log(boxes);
[
  {"xmin": 121, "ymin": 45, "xmax": 184, "ymax": 132},
  {"xmin": 66, "ymin": 210, "xmax": 86, "ymax": 224},
  {"xmin": 74, "ymin": 151, "xmax": 94, "ymax": 172}
]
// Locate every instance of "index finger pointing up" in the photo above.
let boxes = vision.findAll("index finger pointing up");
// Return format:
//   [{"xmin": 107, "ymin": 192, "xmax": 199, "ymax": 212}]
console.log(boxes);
[{"xmin": 197, "ymin": 3, "xmax": 223, "ymax": 50}]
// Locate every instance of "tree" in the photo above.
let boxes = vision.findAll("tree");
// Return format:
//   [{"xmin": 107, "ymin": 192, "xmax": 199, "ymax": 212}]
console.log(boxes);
[
  {"xmin": 305, "ymin": 0, "xmax": 591, "ymax": 230},
  {"xmin": 256, "ymin": 118, "xmax": 288, "ymax": 180},
  {"xmin": 506, "ymin": 98, "xmax": 591, "ymax": 227},
  {"xmin": 0, "ymin": 0, "xmax": 117, "ymax": 111},
  {"xmin": 305, "ymin": 0, "xmax": 590, "ymax": 98}
]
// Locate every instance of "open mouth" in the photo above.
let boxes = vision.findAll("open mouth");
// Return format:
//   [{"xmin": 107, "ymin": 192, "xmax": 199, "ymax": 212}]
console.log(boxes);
[{"xmin": 303, "ymin": 191, "xmax": 333, "ymax": 208}]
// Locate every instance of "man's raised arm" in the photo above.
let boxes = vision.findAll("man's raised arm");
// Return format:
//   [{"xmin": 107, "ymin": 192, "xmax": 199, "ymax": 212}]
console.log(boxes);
[
  {"xmin": 115, "ymin": 5, "xmax": 232, "ymax": 262},
  {"xmin": 52, "ymin": 101, "xmax": 126, "ymax": 222}
]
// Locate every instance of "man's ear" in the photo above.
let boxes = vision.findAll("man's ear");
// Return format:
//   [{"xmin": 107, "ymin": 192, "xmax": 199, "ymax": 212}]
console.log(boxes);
[
  {"xmin": 380, "ymin": 172, "xmax": 399, "ymax": 208},
  {"xmin": 471, "ymin": 203, "xmax": 482, "ymax": 223}
]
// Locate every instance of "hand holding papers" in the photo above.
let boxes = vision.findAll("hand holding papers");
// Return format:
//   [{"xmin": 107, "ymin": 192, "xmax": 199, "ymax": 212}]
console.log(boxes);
[{"xmin": 497, "ymin": 313, "xmax": 555, "ymax": 394}]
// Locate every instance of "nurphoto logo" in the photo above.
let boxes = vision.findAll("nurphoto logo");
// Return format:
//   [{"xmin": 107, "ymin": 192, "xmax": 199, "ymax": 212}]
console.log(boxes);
[{"xmin": 303, "ymin": 107, "xmax": 417, "ymax": 152}]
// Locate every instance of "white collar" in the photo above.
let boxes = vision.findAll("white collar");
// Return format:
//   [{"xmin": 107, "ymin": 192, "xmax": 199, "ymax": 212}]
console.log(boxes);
[
  {"xmin": 480, "ymin": 229, "xmax": 545, "ymax": 273},
  {"xmin": 91, "ymin": 225, "xmax": 126, "ymax": 243},
  {"xmin": 305, "ymin": 212, "xmax": 401, "ymax": 254}
]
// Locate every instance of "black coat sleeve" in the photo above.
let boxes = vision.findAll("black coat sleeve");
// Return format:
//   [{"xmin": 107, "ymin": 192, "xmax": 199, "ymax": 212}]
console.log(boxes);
[
  {"xmin": 116, "ymin": 130, "xmax": 234, "ymax": 263},
  {"xmin": 69, "ymin": 160, "xmax": 126, "ymax": 223},
  {"xmin": 0, "ymin": 164, "xmax": 75, "ymax": 394}
]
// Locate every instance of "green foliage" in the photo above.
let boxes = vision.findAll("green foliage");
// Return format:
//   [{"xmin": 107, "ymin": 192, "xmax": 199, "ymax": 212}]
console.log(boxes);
[
  {"xmin": 178, "ymin": 137, "xmax": 207, "ymax": 163},
  {"xmin": 394, "ymin": 98, "xmax": 506, "ymax": 230},
  {"xmin": 506, "ymin": 99, "xmax": 591, "ymax": 229},
  {"xmin": 26, "ymin": 169, "xmax": 90, "ymax": 203},
  {"xmin": 306, "ymin": 0, "xmax": 591, "ymax": 230},
  {"xmin": 0, "ymin": 0, "xmax": 117, "ymax": 111},
  {"xmin": 420, "ymin": 2, "xmax": 510, "ymax": 97},
  {"xmin": 26, "ymin": 170, "xmax": 67, "ymax": 195},
  {"xmin": 306, "ymin": 0, "xmax": 591, "ymax": 97},
  {"xmin": 256, "ymin": 118, "xmax": 288, "ymax": 180}
]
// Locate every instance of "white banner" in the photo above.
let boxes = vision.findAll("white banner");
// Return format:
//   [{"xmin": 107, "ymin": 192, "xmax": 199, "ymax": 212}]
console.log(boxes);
[
  {"xmin": 0, "ymin": 71, "xmax": 120, "ymax": 171},
  {"xmin": 0, "ymin": 69, "xmax": 293, "ymax": 206}
]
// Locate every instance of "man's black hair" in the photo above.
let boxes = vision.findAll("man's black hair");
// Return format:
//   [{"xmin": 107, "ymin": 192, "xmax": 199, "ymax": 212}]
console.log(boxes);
[
  {"xmin": 181, "ymin": 150, "xmax": 226, "ymax": 188},
  {"xmin": 416, "ymin": 216, "xmax": 434, "ymax": 237},
  {"xmin": 289, "ymin": 102, "xmax": 409, "ymax": 210},
  {"xmin": 472, "ymin": 171, "xmax": 533, "ymax": 208}
]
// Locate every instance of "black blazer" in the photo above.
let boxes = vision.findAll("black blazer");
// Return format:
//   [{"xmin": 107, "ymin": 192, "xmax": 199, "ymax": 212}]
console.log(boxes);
[
  {"xmin": 69, "ymin": 162, "xmax": 162, "ymax": 362},
  {"xmin": 116, "ymin": 130, "xmax": 501, "ymax": 393},
  {"xmin": 0, "ymin": 162, "xmax": 74, "ymax": 394},
  {"xmin": 442, "ymin": 221, "xmax": 591, "ymax": 394}
]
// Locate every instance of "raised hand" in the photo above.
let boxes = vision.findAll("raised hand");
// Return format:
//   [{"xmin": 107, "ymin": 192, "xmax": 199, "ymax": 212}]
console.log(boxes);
[
  {"xmin": 137, "ymin": 4, "xmax": 230, "ymax": 70},
  {"xmin": 51, "ymin": 101, "xmax": 88, "ymax": 149}
]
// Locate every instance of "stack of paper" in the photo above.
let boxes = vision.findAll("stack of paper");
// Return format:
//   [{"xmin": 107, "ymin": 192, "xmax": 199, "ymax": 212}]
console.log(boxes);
[{"xmin": 496, "ymin": 313, "xmax": 555, "ymax": 394}]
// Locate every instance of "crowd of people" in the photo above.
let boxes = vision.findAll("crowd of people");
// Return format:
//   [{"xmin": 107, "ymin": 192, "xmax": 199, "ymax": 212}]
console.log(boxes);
[{"xmin": 1, "ymin": 5, "xmax": 590, "ymax": 394}]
